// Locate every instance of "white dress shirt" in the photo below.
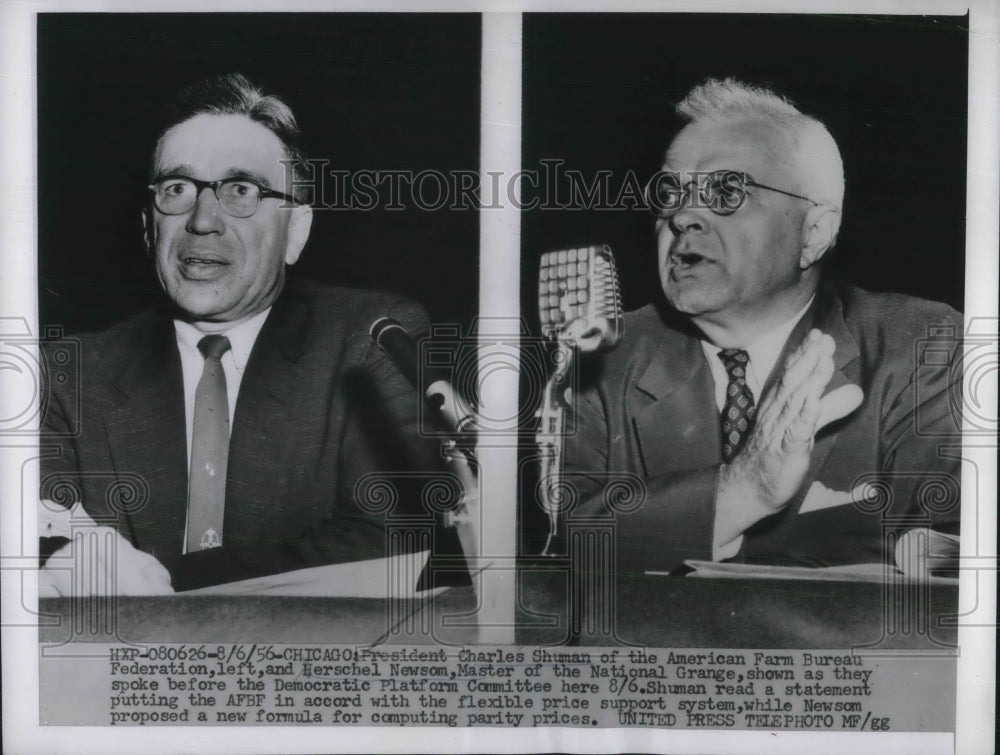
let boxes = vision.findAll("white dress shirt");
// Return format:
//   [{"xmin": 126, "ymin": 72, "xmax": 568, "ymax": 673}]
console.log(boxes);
[
  {"xmin": 700, "ymin": 297, "xmax": 815, "ymax": 413},
  {"xmin": 703, "ymin": 297, "xmax": 815, "ymax": 559},
  {"xmin": 174, "ymin": 309, "xmax": 271, "ymax": 471}
]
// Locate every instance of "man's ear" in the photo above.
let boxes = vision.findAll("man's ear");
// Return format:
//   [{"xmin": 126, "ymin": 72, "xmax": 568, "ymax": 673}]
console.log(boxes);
[
  {"xmin": 799, "ymin": 205, "xmax": 841, "ymax": 270},
  {"xmin": 284, "ymin": 204, "xmax": 313, "ymax": 266}
]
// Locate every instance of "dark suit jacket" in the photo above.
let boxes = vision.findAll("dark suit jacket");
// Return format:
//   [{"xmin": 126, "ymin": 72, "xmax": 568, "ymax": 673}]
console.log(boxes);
[
  {"xmin": 562, "ymin": 281, "xmax": 963, "ymax": 575},
  {"xmin": 41, "ymin": 279, "xmax": 450, "ymax": 589}
]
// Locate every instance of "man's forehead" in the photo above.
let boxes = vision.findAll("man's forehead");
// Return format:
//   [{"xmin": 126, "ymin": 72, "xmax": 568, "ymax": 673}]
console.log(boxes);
[
  {"xmin": 154, "ymin": 113, "xmax": 289, "ymax": 182},
  {"xmin": 662, "ymin": 118, "xmax": 788, "ymax": 176}
]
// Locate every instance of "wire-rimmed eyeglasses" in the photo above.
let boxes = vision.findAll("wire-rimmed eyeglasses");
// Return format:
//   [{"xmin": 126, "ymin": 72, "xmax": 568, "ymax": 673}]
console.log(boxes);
[{"xmin": 645, "ymin": 169, "xmax": 819, "ymax": 220}]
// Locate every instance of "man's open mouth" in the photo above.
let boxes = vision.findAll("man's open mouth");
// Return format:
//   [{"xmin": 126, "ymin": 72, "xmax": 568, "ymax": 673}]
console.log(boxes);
[
  {"xmin": 672, "ymin": 251, "xmax": 710, "ymax": 268},
  {"xmin": 182, "ymin": 256, "xmax": 228, "ymax": 265},
  {"xmin": 179, "ymin": 254, "xmax": 231, "ymax": 279}
]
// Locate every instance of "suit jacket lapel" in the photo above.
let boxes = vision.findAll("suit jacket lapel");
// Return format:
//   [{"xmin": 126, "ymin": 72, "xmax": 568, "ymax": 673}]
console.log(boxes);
[
  {"xmin": 768, "ymin": 290, "xmax": 861, "ymax": 511},
  {"xmin": 104, "ymin": 314, "xmax": 188, "ymax": 555},
  {"xmin": 741, "ymin": 287, "xmax": 861, "ymax": 555},
  {"xmin": 630, "ymin": 287, "xmax": 859, "ymax": 487},
  {"xmin": 760, "ymin": 289, "xmax": 860, "ymax": 406},
  {"xmin": 798, "ymin": 289, "xmax": 861, "ymax": 498},
  {"xmin": 224, "ymin": 291, "xmax": 311, "ymax": 544},
  {"xmin": 632, "ymin": 331, "xmax": 721, "ymax": 475}
]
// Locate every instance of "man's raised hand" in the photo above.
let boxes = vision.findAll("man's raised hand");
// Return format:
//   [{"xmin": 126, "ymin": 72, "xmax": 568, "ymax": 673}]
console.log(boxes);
[{"xmin": 715, "ymin": 329, "xmax": 864, "ymax": 542}]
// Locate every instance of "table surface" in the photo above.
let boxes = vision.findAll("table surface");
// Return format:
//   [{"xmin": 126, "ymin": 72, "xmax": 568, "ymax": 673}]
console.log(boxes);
[
  {"xmin": 38, "ymin": 568, "xmax": 959, "ymax": 649},
  {"xmin": 519, "ymin": 567, "xmax": 960, "ymax": 648}
]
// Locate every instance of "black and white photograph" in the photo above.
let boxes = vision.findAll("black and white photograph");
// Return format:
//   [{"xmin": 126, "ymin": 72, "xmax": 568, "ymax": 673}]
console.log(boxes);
[
  {"xmin": 1, "ymin": 2, "xmax": 996, "ymax": 755},
  {"xmin": 32, "ymin": 9, "xmax": 484, "ymax": 626},
  {"xmin": 517, "ymin": 11, "xmax": 967, "ymax": 648}
]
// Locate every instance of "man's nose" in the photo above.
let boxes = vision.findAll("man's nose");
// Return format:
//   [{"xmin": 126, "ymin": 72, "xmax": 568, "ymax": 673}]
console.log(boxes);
[
  {"xmin": 185, "ymin": 187, "xmax": 226, "ymax": 234},
  {"xmin": 667, "ymin": 187, "xmax": 707, "ymax": 235}
]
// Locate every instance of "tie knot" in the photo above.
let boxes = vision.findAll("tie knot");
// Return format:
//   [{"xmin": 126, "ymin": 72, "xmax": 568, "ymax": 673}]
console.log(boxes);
[
  {"xmin": 197, "ymin": 334, "xmax": 231, "ymax": 360},
  {"xmin": 718, "ymin": 348, "xmax": 750, "ymax": 378}
]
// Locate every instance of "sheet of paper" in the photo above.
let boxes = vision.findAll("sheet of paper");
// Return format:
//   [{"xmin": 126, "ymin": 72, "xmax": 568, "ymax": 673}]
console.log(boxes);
[
  {"xmin": 182, "ymin": 550, "xmax": 437, "ymax": 598},
  {"xmin": 655, "ymin": 559, "xmax": 959, "ymax": 584}
]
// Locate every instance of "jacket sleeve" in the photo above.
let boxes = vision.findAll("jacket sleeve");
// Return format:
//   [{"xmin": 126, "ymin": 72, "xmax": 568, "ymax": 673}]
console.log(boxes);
[
  {"xmin": 878, "ymin": 311, "xmax": 964, "ymax": 537},
  {"xmin": 38, "ymin": 339, "xmax": 83, "ymax": 560}
]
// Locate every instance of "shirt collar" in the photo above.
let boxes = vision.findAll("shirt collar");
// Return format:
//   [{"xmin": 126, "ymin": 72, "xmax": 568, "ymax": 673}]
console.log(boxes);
[
  {"xmin": 700, "ymin": 295, "xmax": 815, "ymax": 386},
  {"xmin": 744, "ymin": 295, "xmax": 815, "ymax": 382},
  {"xmin": 173, "ymin": 307, "xmax": 271, "ymax": 374}
]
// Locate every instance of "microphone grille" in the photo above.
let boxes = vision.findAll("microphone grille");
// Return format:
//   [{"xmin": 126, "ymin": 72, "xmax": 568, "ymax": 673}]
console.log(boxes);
[
  {"xmin": 538, "ymin": 244, "xmax": 623, "ymax": 344},
  {"xmin": 592, "ymin": 246, "xmax": 623, "ymax": 321}
]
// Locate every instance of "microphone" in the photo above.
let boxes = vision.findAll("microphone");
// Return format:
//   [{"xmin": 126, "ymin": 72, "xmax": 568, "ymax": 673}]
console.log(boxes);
[
  {"xmin": 370, "ymin": 317, "xmax": 479, "ymax": 443},
  {"xmin": 536, "ymin": 244, "xmax": 623, "ymax": 556},
  {"xmin": 371, "ymin": 317, "xmax": 483, "ymax": 564},
  {"xmin": 538, "ymin": 243, "xmax": 623, "ymax": 352}
]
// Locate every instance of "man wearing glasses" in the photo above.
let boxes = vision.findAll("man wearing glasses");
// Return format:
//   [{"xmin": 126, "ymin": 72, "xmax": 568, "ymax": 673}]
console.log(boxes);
[
  {"xmin": 40, "ymin": 74, "xmax": 439, "ymax": 594},
  {"xmin": 564, "ymin": 78, "xmax": 961, "ymax": 573}
]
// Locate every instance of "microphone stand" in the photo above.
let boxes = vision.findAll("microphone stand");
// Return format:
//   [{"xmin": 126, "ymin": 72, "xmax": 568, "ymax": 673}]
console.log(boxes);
[
  {"xmin": 369, "ymin": 318, "xmax": 482, "ymax": 570},
  {"xmin": 439, "ymin": 438, "xmax": 481, "ymax": 565},
  {"xmin": 536, "ymin": 337, "xmax": 577, "ymax": 557},
  {"xmin": 533, "ymin": 243, "xmax": 623, "ymax": 558},
  {"xmin": 420, "ymin": 379, "xmax": 482, "ymax": 566}
]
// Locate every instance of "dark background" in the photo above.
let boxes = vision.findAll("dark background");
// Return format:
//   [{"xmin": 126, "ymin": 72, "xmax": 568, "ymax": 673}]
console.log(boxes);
[
  {"xmin": 38, "ymin": 13, "xmax": 971, "ymax": 558},
  {"xmin": 38, "ymin": 13, "xmax": 481, "ymax": 332},
  {"xmin": 521, "ymin": 13, "xmax": 969, "ymax": 318},
  {"xmin": 519, "ymin": 13, "xmax": 968, "ymax": 553}
]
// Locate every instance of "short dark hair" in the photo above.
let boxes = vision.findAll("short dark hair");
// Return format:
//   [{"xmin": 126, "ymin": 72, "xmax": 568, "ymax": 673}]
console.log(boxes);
[{"xmin": 152, "ymin": 73, "xmax": 311, "ymax": 203}]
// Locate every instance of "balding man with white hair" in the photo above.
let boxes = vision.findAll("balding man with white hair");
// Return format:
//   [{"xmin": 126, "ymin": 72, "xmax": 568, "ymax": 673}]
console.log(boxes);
[{"xmin": 563, "ymin": 78, "xmax": 962, "ymax": 573}]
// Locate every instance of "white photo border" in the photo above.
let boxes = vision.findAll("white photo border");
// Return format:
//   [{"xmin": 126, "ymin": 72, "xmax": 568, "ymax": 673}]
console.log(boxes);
[{"xmin": 2, "ymin": 1, "xmax": 995, "ymax": 754}]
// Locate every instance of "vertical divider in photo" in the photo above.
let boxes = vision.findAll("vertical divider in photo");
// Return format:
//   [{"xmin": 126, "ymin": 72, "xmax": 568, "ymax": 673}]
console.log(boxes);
[
  {"xmin": 476, "ymin": 12, "xmax": 522, "ymax": 645},
  {"xmin": 1, "ymin": 2, "xmax": 39, "ymax": 750},
  {"xmin": 956, "ymin": 3, "xmax": 999, "ymax": 752}
]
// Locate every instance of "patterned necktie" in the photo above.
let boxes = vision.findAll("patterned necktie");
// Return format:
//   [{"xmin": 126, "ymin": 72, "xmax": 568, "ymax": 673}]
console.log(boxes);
[
  {"xmin": 186, "ymin": 334, "xmax": 231, "ymax": 552},
  {"xmin": 719, "ymin": 348, "xmax": 757, "ymax": 462}
]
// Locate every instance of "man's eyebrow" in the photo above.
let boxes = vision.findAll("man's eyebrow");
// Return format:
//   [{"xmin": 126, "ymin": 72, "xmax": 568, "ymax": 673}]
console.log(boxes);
[
  {"xmin": 151, "ymin": 166, "xmax": 274, "ymax": 186},
  {"xmin": 221, "ymin": 168, "xmax": 273, "ymax": 186},
  {"xmin": 153, "ymin": 165, "xmax": 195, "ymax": 181}
]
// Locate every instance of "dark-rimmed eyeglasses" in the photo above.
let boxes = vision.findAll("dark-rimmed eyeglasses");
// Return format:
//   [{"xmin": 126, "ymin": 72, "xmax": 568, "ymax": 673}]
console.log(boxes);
[
  {"xmin": 645, "ymin": 169, "xmax": 819, "ymax": 220},
  {"xmin": 149, "ymin": 176, "xmax": 298, "ymax": 219}
]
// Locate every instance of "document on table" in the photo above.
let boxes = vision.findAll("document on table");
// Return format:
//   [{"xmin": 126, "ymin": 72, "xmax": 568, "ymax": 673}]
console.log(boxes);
[
  {"xmin": 182, "ymin": 550, "xmax": 440, "ymax": 598},
  {"xmin": 666, "ymin": 560, "xmax": 895, "ymax": 582},
  {"xmin": 661, "ymin": 528, "xmax": 961, "ymax": 583},
  {"xmin": 655, "ymin": 555, "xmax": 958, "ymax": 584}
]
